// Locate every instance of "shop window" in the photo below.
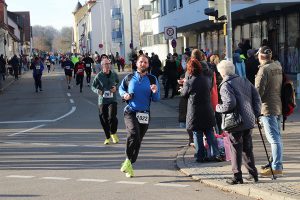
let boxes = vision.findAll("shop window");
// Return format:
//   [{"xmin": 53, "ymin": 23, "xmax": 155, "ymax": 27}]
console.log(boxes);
[
  {"xmin": 152, "ymin": 0, "xmax": 160, "ymax": 14},
  {"xmin": 286, "ymin": 13, "xmax": 300, "ymax": 73},
  {"xmin": 234, "ymin": 25, "xmax": 241, "ymax": 49},
  {"xmin": 212, "ymin": 31, "xmax": 218, "ymax": 53},
  {"xmin": 251, "ymin": 22, "xmax": 261, "ymax": 49}
]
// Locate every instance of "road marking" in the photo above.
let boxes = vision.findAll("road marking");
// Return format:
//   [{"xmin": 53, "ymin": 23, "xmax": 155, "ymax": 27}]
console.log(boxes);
[
  {"xmin": 30, "ymin": 143, "xmax": 50, "ymax": 146},
  {"xmin": 6, "ymin": 175, "xmax": 35, "ymax": 179},
  {"xmin": 8, "ymin": 124, "xmax": 45, "ymax": 136},
  {"xmin": 83, "ymin": 145, "xmax": 101, "ymax": 148},
  {"xmin": 154, "ymin": 183, "xmax": 190, "ymax": 187},
  {"xmin": 4, "ymin": 142, "xmax": 22, "ymax": 145},
  {"xmin": 0, "ymin": 106, "xmax": 76, "ymax": 124},
  {"xmin": 41, "ymin": 177, "xmax": 71, "ymax": 181},
  {"xmin": 56, "ymin": 144, "xmax": 78, "ymax": 147},
  {"xmin": 116, "ymin": 181, "xmax": 147, "ymax": 185},
  {"xmin": 85, "ymin": 99, "xmax": 97, "ymax": 106},
  {"xmin": 77, "ymin": 179, "xmax": 108, "ymax": 183},
  {"xmin": 67, "ymin": 93, "xmax": 71, "ymax": 97},
  {"xmin": 70, "ymin": 99, "xmax": 74, "ymax": 104}
]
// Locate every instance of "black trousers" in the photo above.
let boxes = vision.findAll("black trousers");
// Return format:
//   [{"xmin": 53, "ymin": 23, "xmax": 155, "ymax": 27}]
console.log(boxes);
[
  {"xmin": 34, "ymin": 74, "xmax": 42, "ymax": 90},
  {"xmin": 99, "ymin": 102, "xmax": 118, "ymax": 139},
  {"xmin": 85, "ymin": 68, "xmax": 91, "ymax": 84},
  {"xmin": 229, "ymin": 129, "xmax": 258, "ymax": 179},
  {"xmin": 164, "ymin": 78, "xmax": 177, "ymax": 98},
  {"xmin": 76, "ymin": 74, "xmax": 84, "ymax": 91},
  {"xmin": 124, "ymin": 109, "xmax": 149, "ymax": 164}
]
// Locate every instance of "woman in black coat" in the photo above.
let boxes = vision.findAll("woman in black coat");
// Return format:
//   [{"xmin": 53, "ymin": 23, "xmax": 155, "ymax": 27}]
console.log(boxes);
[{"xmin": 181, "ymin": 58, "xmax": 220, "ymax": 162}]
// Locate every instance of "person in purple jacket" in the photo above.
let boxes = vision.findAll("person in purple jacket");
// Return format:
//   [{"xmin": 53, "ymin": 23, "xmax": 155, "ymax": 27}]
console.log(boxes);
[{"xmin": 30, "ymin": 56, "xmax": 44, "ymax": 93}]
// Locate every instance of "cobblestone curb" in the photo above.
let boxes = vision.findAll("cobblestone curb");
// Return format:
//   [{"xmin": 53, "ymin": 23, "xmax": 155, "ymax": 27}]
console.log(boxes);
[{"xmin": 176, "ymin": 146, "xmax": 300, "ymax": 200}]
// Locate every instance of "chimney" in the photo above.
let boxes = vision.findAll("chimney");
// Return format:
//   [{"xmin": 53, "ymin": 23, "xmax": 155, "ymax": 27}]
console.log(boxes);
[{"xmin": 0, "ymin": 0, "xmax": 7, "ymax": 25}]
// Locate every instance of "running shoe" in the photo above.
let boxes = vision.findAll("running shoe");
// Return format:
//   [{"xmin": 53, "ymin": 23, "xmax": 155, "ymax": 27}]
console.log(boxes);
[
  {"xmin": 111, "ymin": 133, "xmax": 119, "ymax": 144},
  {"xmin": 120, "ymin": 159, "xmax": 134, "ymax": 178},
  {"xmin": 104, "ymin": 138, "xmax": 110, "ymax": 145}
]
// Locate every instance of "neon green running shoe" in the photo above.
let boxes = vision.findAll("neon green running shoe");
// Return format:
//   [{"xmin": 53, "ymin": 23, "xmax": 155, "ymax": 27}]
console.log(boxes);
[
  {"xmin": 104, "ymin": 138, "xmax": 110, "ymax": 145},
  {"xmin": 120, "ymin": 159, "xmax": 132, "ymax": 172},
  {"xmin": 111, "ymin": 133, "xmax": 119, "ymax": 144}
]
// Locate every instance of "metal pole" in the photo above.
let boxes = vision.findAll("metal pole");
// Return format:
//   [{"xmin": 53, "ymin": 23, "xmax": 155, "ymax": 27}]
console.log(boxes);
[
  {"xmin": 225, "ymin": 0, "xmax": 233, "ymax": 61},
  {"xmin": 129, "ymin": 0, "xmax": 133, "ymax": 50}
]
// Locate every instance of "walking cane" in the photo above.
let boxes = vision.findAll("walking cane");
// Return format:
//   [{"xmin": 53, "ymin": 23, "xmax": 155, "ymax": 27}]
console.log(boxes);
[{"xmin": 256, "ymin": 118, "xmax": 276, "ymax": 180}]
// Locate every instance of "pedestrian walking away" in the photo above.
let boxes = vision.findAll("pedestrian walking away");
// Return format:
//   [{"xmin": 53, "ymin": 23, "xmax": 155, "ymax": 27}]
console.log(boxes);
[
  {"xmin": 216, "ymin": 60, "xmax": 261, "ymax": 185},
  {"xmin": 91, "ymin": 58, "xmax": 120, "ymax": 145},
  {"xmin": 82, "ymin": 53, "xmax": 94, "ymax": 87},
  {"xmin": 30, "ymin": 56, "xmax": 45, "ymax": 92},
  {"xmin": 255, "ymin": 46, "xmax": 284, "ymax": 177},
  {"xmin": 61, "ymin": 56, "xmax": 75, "ymax": 89},
  {"xmin": 8, "ymin": 55, "xmax": 20, "ymax": 80},
  {"xmin": 75, "ymin": 58, "xmax": 85, "ymax": 93},
  {"xmin": 119, "ymin": 55, "xmax": 160, "ymax": 178},
  {"xmin": 0, "ymin": 54, "xmax": 6, "ymax": 92}
]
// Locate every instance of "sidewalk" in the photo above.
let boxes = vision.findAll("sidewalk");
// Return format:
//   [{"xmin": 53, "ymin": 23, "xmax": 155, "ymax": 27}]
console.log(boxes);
[{"xmin": 176, "ymin": 100, "xmax": 300, "ymax": 200}]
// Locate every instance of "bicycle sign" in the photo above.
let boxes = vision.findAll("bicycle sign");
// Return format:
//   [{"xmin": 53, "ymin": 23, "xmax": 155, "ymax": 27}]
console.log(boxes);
[{"xmin": 164, "ymin": 26, "xmax": 177, "ymax": 40}]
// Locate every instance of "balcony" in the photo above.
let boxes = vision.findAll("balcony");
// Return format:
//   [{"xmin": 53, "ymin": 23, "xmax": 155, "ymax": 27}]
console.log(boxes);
[
  {"xmin": 112, "ymin": 30, "xmax": 122, "ymax": 43},
  {"xmin": 111, "ymin": 8, "xmax": 121, "ymax": 20}
]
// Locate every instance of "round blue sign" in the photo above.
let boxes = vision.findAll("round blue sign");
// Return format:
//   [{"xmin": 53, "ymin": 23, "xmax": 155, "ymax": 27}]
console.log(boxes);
[{"xmin": 171, "ymin": 39, "xmax": 177, "ymax": 48}]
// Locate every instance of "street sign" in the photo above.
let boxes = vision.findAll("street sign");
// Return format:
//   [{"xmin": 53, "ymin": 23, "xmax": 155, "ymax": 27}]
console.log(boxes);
[
  {"xmin": 164, "ymin": 26, "xmax": 177, "ymax": 40},
  {"xmin": 171, "ymin": 39, "xmax": 177, "ymax": 48},
  {"xmin": 99, "ymin": 43, "xmax": 103, "ymax": 49}
]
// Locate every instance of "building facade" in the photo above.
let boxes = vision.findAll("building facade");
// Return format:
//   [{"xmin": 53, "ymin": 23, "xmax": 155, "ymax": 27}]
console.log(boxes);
[{"xmin": 142, "ymin": 0, "xmax": 300, "ymax": 74}]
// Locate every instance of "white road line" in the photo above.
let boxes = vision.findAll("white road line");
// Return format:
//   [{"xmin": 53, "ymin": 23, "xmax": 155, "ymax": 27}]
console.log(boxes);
[
  {"xmin": 77, "ymin": 179, "xmax": 108, "ymax": 183},
  {"xmin": 56, "ymin": 144, "xmax": 78, "ymax": 147},
  {"xmin": 154, "ymin": 183, "xmax": 189, "ymax": 188},
  {"xmin": 67, "ymin": 93, "xmax": 71, "ymax": 97},
  {"xmin": 8, "ymin": 124, "xmax": 45, "ymax": 137},
  {"xmin": 41, "ymin": 177, "xmax": 71, "ymax": 181},
  {"xmin": 83, "ymin": 145, "xmax": 101, "ymax": 148},
  {"xmin": 0, "ymin": 106, "xmax": 76, "ymax": 124},
  {"xmin": 70, "ymin": 99, "xmax": 74, "ymax": 104},
  {"xmin": 116, "ymin": 181, "xmax": 147, "ymax": 185},
  {"xmin": 30, "ymin": 143, "xmax": 50, "ymax": 146},
  {"xmin": 85, "ymin": 99, "xmax": 97, "ymax": 106},
  {"xmin": 4, "ymin": 142, "xmax": 22, "ymax": 145},
  {"xmin": 6, "ymin": 175, "xmax": 35, "ymax": 179}
]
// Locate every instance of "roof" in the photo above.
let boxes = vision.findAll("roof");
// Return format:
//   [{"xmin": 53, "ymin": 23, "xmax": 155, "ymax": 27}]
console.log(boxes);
[{"xmin": 73, "ymin": 1, "xmax": 83, "ymax": 13}]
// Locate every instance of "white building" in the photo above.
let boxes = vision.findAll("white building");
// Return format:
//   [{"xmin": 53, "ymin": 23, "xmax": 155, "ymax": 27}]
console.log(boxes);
[{"xmin": 73, "ymin": 0, "xmax": 140, "ymax": 63}]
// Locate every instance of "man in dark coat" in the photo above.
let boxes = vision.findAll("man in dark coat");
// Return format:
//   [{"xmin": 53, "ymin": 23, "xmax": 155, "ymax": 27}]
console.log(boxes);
[
  {"xmin": 9, "ymin": 55, "xmax": 20, "ymax": 80},
  {"xmin": 245, "ymin": 49, "xmax": 259, "ymax": 85}
]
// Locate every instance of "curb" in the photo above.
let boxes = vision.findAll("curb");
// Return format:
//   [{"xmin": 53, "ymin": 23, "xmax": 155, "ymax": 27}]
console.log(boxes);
[{"xmin": 176, "ymin": 147, "xmax": 298, "ymax": 200}]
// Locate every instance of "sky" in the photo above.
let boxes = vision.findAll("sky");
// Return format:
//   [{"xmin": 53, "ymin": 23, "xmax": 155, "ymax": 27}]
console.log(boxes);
[{"xmin": 5, "ymin": 0, "xmax": 82, "ymax": 30}]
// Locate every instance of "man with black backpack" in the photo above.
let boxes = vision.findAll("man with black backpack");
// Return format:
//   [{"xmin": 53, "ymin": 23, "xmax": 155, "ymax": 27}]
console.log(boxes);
[
  {"xmin": 255, "ymin": 46, "xmax": 283, "ymax": 177},
  {"xmin": 118, "ymin": 55, "xmax": 160, "ymax": 178}
]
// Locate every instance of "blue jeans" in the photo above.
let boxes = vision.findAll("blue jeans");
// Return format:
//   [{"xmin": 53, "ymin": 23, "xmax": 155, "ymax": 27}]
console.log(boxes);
[
  {"xmin": 260, "ymin": 115, "xmax": 283, "ymax": 170},
  {"xmin": 193, "ymin": 127, "xmax": 220, "ymax": 161}
]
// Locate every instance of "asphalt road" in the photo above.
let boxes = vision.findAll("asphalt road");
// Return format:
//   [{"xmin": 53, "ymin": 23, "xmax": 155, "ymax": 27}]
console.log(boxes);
[{"xmin": 0, "ymin": 67, "xmax": 251, "ymax": 200}]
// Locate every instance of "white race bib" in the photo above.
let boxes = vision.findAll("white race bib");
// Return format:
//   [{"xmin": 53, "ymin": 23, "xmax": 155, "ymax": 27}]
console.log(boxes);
[
  {"xmin": 103, "ymin": 91, "xmax": 113, "ymax": 98},
  {"xmin": 86, "ymin": 64, "xmax": 91, "ymax": 67},
  {"xmin": 36, "ymin": 65, "xmax": 40, "ymax": 70},
  {"xmin": 78, "ymin": 69, "xmax": 83, "ymax": 73},
  {"xmin": 65, "ymin": 66, "xmax": 70, "ymax": 70},
  {"xmin": 136, "ymin": 112, "xmax": 149, "ymax": 124}
]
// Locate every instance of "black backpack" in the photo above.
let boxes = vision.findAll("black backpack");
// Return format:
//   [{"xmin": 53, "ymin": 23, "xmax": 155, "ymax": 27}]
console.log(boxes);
[{"xmin": 281, "ymin": 73, "xmax": 296, "ymax": 130}]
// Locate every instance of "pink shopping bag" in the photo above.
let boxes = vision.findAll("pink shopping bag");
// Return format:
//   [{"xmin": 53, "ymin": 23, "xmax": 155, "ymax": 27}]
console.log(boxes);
[{"xmin": 223, "ymin": 132, "xmax": 231, "ymax": 161}]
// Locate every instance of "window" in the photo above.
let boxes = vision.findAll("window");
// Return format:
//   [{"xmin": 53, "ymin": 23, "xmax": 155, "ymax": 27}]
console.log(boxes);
[
  {"xmin": 161, "ymin": 0, "xmax": 167, "ymax": 16},
  {"xmin": 152, "ymin": 0, "xmax": 159, "ymax": 14},
  {"xmin": 168, "ymin": 0, "xmax": 177, "ymax": 12},
  {"xmin": 144, "ymin": 11, "xmax": 152, "ymax": 19}
]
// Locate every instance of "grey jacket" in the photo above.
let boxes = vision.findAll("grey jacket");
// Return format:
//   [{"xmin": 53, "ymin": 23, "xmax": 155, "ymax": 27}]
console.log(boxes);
[
  {"xmin": 255, "ymin": 61, "xmax": 282, "ymax": 115},
  {"xmin": 216, "ymin": 74, "xmax": 261, "ymax": 132}
]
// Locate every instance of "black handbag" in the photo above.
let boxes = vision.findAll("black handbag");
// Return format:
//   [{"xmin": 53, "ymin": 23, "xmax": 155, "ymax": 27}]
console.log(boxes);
[
  {"xmin": 220, "ymin": 77, "xmax": 243, "ymax": 131},
  {"xmin": 221, "ymin": 108, "xmax": 243, "ymax": 131}
]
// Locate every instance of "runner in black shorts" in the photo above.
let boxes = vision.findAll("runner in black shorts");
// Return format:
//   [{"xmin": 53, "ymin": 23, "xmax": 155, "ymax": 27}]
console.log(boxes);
[{"xmin": 61, "ymin": 56, "xmax": 74, "ymax": 89}]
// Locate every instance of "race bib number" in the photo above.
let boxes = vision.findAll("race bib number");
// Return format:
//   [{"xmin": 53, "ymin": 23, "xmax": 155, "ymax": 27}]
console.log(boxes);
[
  {"xmin": 86, "ymin": 64, "xmax": 91, "ymax": 67},
  {"xmin": 65, "ymin": 66, "xmax": 70, "ymax": 70},
  {"xmin": 136, "ymin": 112, "xmax": 149, "ymax": 124},
  {"xmin": 103, "ymin": 91, "xmax": 113, "ymax": 98},
  {"xmin": 35, "ymin": 65, "xmax": 40, "ymax": 70},
  {"xmin": 78, "ymin": 69, "xmax": 83, "ymax": 73}
]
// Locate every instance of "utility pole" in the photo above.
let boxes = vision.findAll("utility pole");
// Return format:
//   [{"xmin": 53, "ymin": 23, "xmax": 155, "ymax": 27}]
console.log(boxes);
[
  {"xmin": 129, "ymin": 0, "xmax": 133, "ymax": 50},
  {"xmin": 225, "ymin": 0, "xmax": 233, "ymax": 61}
]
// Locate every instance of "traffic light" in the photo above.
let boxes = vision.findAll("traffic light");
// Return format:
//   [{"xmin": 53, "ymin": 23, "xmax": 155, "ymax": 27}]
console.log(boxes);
[{"xmin": 204, "ymin": 0, "xmax": 226, "ymax": 21}]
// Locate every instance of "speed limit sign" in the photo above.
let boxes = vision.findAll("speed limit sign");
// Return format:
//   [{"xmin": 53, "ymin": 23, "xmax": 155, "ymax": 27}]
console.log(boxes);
[{"xmin": 164, "ymin": 26, "xmax": 177, "ymax": 40}]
